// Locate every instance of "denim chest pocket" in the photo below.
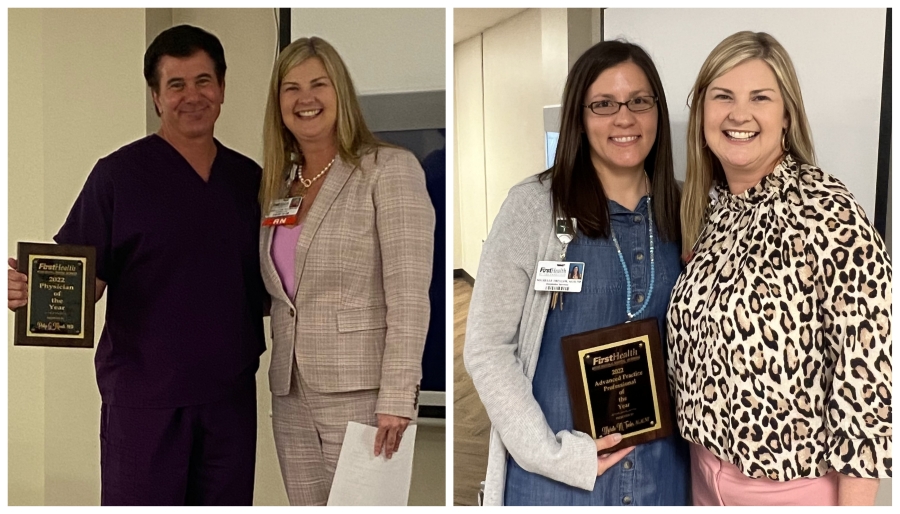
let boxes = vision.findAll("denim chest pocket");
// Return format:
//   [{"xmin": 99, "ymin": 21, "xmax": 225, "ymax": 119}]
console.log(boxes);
[{"xmin": 565, "ymin": 240, "xmax": 624, "ymax": 294}]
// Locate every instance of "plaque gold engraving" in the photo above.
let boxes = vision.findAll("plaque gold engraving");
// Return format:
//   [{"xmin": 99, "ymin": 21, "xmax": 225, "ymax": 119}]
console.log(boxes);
[
  {"xmin": 14, "ymin": 242, "xmax": 96, "ymax": 348},
  {"xmin": 561, "ymin": 318, "xmax": 673, "ymax": 453}
]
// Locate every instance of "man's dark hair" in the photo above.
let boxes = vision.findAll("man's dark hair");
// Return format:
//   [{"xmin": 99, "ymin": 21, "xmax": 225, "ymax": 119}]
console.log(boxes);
[{"xmin": 143, "ymin": 25, "xmax": 227, "ymax": 93}]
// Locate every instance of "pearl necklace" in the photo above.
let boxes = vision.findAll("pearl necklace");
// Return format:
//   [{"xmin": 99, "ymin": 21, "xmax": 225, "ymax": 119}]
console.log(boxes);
[{"xmin": 294, "ymin": 156, "xmax": 336, "ymax": 198}]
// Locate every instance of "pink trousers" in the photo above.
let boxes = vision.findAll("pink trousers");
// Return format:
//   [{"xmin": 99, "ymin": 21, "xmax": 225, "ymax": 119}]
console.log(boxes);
[{"xmin": 690, "ymin": 443, "xmax": 838, "ymax": 506}]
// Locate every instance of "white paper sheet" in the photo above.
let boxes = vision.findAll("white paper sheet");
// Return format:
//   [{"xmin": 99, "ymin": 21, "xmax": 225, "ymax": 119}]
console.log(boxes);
[{"xmin": 326, "ymin": 421, "xmax": 417, "ymax": 506}]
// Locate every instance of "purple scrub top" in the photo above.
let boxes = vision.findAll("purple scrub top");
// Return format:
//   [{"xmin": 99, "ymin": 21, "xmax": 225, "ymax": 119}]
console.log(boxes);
[{"xmin": 55, "ymin": 135, "xmax": 267, "ymax": 408}]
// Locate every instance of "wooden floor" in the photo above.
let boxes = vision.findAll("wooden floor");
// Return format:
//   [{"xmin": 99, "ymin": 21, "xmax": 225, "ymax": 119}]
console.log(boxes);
[{"xmin": 452, "ymin": 278, "xmax": 491, "ymax": 506}]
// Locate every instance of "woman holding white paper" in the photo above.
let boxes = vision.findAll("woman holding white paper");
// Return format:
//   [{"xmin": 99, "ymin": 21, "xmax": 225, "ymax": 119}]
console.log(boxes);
[{"xmin": 258, "ymin": 36, "xmax": 434, "ymax": 506}]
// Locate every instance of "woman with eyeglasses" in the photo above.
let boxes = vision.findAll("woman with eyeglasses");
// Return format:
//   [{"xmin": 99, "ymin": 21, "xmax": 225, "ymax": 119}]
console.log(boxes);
[{"xmin": 464, "ymin": 40, "xmax": 689, "ymax": 506}]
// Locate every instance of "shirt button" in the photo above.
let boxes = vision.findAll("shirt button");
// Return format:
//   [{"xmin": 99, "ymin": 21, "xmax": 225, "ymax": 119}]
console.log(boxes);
[
  {"xmin": 622, "ymin": 495, "xmax": 633, "ymax": 505},
  {"xmin": 623, "ymin": 459, "xmax": 633, "ymax": 469},
  {"xmin": 635, "ymin": 294, "xmax": 644, "ymax": 304},
  {"xmin": 633, "ymin": 215, "xmax": 642, "ymax": 223},
  {"xmin": 635, "ymin": 253, "xmax": 644, "ymax": 261},
  {"xmin": 289, "ymin": 308, "xmax": 295, "ymax": 317}
]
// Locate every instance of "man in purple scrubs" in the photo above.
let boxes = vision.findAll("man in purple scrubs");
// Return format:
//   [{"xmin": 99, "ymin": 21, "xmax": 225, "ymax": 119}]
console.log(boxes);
[{"xmin": 7, "ymin": 25, "xmax": 265, "ymax": 505}]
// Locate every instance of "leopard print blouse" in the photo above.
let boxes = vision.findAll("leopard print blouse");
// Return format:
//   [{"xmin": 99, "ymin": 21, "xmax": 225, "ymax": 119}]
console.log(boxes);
[{"xmin": 667, "ymin": 155, "xmax": 892, "ymax": 481}]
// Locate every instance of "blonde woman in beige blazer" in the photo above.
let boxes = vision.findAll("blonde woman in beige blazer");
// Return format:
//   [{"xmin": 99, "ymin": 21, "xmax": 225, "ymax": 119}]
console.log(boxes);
[{"xmin": 258, "ymin": 37, "xmax": 434, "ymax": 506}]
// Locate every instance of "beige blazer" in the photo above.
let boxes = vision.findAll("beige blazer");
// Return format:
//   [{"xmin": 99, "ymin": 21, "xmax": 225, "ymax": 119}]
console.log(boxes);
[{"xmin": 261, "ymin": 147, "xmax": 435, "ymax": 419}]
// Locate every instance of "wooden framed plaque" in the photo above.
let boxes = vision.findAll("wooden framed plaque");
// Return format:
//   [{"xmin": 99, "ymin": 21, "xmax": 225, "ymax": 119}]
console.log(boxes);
[
  {"xmin": 14, "ymin": 242, "xmax": 96, "ymax": 348},
  {"xmin": 561, "ymin": 317, "xmax": 672, "ymax": 454}
]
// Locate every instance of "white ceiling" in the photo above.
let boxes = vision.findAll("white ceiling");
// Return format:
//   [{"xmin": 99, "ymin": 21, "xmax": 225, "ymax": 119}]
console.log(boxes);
[{"xmin": 454, "ymin": 8, "xmax": 528, "ymax": 44}]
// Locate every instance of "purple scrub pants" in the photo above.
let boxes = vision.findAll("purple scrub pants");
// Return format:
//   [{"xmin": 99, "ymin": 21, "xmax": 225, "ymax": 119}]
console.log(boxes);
[{"xmin": 99, "ymin": 377, "xmax": 257, "ymax": 506}]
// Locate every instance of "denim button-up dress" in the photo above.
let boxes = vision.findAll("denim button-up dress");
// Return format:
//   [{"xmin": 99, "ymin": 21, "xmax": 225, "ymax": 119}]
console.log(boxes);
[{"xmin": 504, "ymin": 197, "xmax": 691, "ymax": 506}]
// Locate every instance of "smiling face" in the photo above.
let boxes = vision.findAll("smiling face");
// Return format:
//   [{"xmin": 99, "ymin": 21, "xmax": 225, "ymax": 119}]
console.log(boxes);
[
  {"xmin": 279, "ymin": 57, "xmax": 338, "ymax": 149},
  {"xmin": 152, "ymin": 51, "xmax": 224, "ymax": 142},
  {"xmin": 583, "ymin": 61, "xmax": 658, "ymax": 179},
  {"xmin": 703, "ymin": 58, "xmax": 788, "ymax": 181}
]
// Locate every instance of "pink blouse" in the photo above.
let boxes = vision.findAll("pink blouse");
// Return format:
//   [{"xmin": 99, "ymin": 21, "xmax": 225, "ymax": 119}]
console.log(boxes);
[{"xmin": 270, "ymin": 223, "xmax": 303, "ymax": 300}]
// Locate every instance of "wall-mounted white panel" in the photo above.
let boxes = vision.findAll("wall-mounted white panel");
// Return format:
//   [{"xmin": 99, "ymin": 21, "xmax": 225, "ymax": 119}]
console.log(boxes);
[
  {"xmin": 482, "ymin": 9, "xmax": 546, "ymax": 233},
  {"xmin": 454, "ymin": 35, "xmax": 488, "ymax": 277},
  {"xmin": 291, "ymin": 8, "xmax": 445, "ymax": 95},
  {"xmin": 605, "ymin": 8, "xmax": 886, "ymax": 218},
  {"xmin": 8, "ymin": 8, "xmax": 48, "ymax": 506}
]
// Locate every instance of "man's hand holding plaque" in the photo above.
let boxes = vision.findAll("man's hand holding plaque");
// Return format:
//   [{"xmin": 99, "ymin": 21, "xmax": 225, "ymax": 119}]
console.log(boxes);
[
  {"xmin": 562, "ymin": 318, "xmax": 673, "ymax": 455},
  {"xmin": 8, "ymin": 258, "xmax": 28, "ymax": 310}
]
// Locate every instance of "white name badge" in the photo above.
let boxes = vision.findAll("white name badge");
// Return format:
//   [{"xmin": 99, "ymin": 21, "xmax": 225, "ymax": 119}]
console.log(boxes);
[
  {"xmin": 262, "ymin": 196, "xmax": 302, "ymax": 227},
  {"xmin": 534, "ymin": 261, "xmax": 585, "ymax": 293}
]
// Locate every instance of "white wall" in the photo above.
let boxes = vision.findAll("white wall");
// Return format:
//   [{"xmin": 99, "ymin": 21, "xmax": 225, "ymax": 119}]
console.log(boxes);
[
  {"xmin": 604, "ymin": 8, "xmax": 885, "ymax": 218},
  {"xmin": 481, "ymin": 9, "xmax": 548, "ymax": 232},
  {"xmin": 454, "ymin": 8, "xmax": 578, "ymax": 278},
  {"xmin": 291, "ymin": 8, "xmax": 445, "ymax": 95},
  {"xmin": 8, "ymin": 9, "xmax": 49, "ymax": 506},
  {"xmin": 541, "ymin": 9, "xmax": 568, "ymax": 107},
  {"xmin": 8, "ymin": 8, "xmax": 148, "ymax": 506},
  {"xmin": 453, "ymin": 36, "xmax": 488, "ymax": 277}
]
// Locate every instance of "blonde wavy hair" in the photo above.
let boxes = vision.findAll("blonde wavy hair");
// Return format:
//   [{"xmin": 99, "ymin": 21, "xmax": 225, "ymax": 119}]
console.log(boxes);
[
  {"xmin": 681, "ymin": 31, "xmax": 816, "ymax": 254},
  {"xmin": 260, "ymin": 37, "xmax": 383, "ymax": 211}
]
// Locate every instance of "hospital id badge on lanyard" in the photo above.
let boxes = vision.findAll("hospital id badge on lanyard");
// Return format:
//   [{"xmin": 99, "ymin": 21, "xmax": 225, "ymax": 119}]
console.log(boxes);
[
  {"xmin": 262, "ymin": 196, "xmax": 302, "ymax": 226},
  {"xmin": 262, "ymin": 162, "xmax": 301, "ymax": 227},
  {"xmin": 533, "ymin": 218, "xmax": 582, "ymax": 310}
]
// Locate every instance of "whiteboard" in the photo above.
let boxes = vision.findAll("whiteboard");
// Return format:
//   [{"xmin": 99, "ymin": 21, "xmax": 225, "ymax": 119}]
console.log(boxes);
[
  {"xmin": 605, "ymin": 8, "xmax": 886, "ymax": 218},
  {"xmin": 290, "ymin": 8, "xmax": 445, "ymax": 95}
]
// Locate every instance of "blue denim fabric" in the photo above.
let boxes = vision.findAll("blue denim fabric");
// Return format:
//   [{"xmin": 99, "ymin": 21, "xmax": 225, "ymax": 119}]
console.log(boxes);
[{"xmin": 504, "ymin": 197, "xmax": 691, "ymax": 506}]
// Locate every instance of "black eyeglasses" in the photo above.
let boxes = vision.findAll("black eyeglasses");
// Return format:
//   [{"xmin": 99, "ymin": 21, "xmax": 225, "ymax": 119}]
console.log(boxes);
[{"xmin": 584, "ymin": 96, "xmax": 658, "ymax": 116}]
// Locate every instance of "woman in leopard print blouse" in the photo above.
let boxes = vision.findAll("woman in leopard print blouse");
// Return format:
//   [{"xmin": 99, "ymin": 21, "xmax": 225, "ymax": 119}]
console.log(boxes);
[{"xmin": 667, "ymin": 31, "xmax": 891, "ymax": 506}]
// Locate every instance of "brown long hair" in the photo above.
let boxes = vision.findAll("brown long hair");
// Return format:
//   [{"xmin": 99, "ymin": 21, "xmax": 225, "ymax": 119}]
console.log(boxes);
[
  {"xmin": 681, "ymin": 31, "xmax": 816, "ymax": 254},
  {"xmin": 540, "ymin": 40, "xmax": 680, "ymax": 242},
  {"xmin": 260, "ymin": 37, "xmax": 384, "ymax": 211}
]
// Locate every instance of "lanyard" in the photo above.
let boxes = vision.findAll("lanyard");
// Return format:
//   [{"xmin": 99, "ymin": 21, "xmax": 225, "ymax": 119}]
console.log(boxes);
[{"xmin": 610, "ymin": 197, "xmax": 655, "ymax": 320}]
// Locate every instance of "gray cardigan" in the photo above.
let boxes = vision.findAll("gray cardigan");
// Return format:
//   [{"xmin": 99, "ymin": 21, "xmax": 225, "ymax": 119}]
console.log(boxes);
[{"xmin": 463, "ymin": 174, "xmax": 598, "ymax": 506}]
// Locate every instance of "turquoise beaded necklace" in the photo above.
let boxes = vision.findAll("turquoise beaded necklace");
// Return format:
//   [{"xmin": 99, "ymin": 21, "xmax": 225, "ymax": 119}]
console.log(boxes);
[{"xmin": 609, "ymin": 177, "xmax": 655, "ymax": 321}]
